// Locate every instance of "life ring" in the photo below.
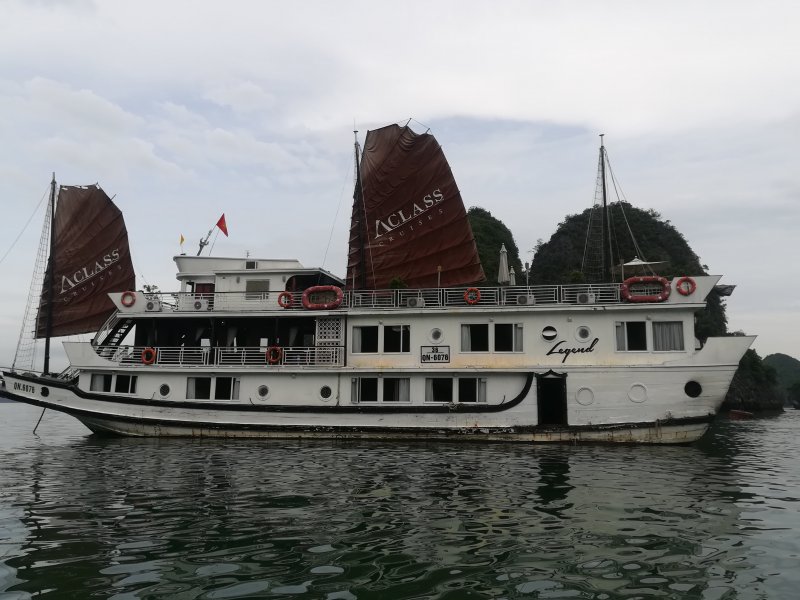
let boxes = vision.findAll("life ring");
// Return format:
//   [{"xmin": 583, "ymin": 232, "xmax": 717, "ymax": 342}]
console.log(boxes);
[
  {"xmin": 620, "ymin": 276, "xmax": 671, "ymax": 303},
  {"xmin": 121, "ymin": 291, "xmax": 136, "ymax": 307},
  {"xmin": 302, "ymin": 285, "xmax": 344, "ymax": 310},
  {"xmin": 464, "ymin": 287, "xmax": 481, "ymax": 305},
  {"xmin": 277, "ymin": 291, "xmax": 293, "ymax": 308},
  {"xmin": 676, "ymin": 276, "xmax": 697, "ymax": 296},
  {"xmin": 266, "ymin": 346, "xmax": 282, "ymax": 365},
  {"xmin": 141, "ymin": 347, "xmax": 157, "ymax": 365}
]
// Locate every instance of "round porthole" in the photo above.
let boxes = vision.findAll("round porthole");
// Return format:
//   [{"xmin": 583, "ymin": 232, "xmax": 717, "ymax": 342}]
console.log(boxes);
[
  {"xmin": 257, "ymin": 385, "xmax": 270, "ymax": 398},
  {"xmin": 429, "ymin": 328, "xmax": 443, "ymax": 343},
  {"xmin": 320, "ymin": 385, "xmax": 333, "ymax": 400},
  {"xmin": 685, "ymin": 381, "xmax": 702, "ymax": 398},
  {"xmin": 576, "ymin": 387, "xmax": 595, "ymax": 406},
  {"xmin": 542, "ymin": 326, "xmax": 558, "ymax": 341},
  {"xmin": 41, "ymin": 387, "xmax": 50, "ymax": 397},
  {"xmin": 159, "ymin": 384, "xmax": 170, "ymax": 398},
  {"xmin": 628, "ymin": 383, "xmax": 648, "ymax": 403},
  {"xmin": 575, "ymin": 326, "xmax": 592, "ymax": 342}
]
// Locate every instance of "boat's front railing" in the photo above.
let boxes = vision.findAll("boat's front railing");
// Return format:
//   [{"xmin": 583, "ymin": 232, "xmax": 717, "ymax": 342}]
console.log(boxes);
[
  {"xmin": 124, "ymin": 284, "xmax": 622, "ymax": 313},
  {"xmin": 94, "ymin": 345, "xmax": 345, "ymax": 368}
]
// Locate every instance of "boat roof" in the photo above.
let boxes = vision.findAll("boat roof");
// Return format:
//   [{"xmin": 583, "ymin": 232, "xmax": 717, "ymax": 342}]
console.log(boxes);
[{"xmin": 172, "ymin": 255, "xmax": 344, "ymax": 284}]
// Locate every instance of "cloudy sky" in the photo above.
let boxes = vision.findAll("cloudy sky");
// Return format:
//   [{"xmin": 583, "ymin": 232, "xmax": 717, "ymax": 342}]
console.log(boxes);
[{"xmin": 1, "ymin": 0, "xmax": 797, "ymax": 369}]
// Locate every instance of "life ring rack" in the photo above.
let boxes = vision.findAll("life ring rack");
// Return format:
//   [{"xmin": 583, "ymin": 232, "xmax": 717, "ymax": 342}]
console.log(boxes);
[
  {"xmin": 121, "ymin": 291, "xmax": 137, "ymax": 307},
  {"xmin": 277, "ymin": 291, "xmax": 293, "ymax": 308},
  {"xmin": 302, "ymin": 286, "xmax": 344, "ymax": 310},
  {"xmin": 676, "ymin": 276, "xmax": 697, "ymax": 296},
  {"xmin": 464, "ymin": 287, "xmax": 481, "ymax": 305},
  {"xmin": 620, "ymin": 276, "xmax": 671, "ymax": 303},
  {"xmin": 266, "ymin": 346, "xmax": 283, "ymax": 365},
  {"xmin": 141, "ymin": 347, "xmax": 157, "ymax": 365}
]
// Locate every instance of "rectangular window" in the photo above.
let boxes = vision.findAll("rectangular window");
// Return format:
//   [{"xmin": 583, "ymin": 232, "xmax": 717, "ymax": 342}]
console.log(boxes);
[
  {"xmin": 494, "ymin": 323, "xmax": 523, "ymax": 352},
  {"xmin": 616, "ymin": 321, "xmax": 647, "ymax": 351},
  {"xmin": 425, "ymin": 378, "xmax": 453, "ymax": 402},
  {"xmin": 245, "ymin": 279, "xmax": 270, "ymax": 299},
  {"xmin": 458, "ymin": 377, "xmax": 487, "ymax": 403},
  {"xmin": 352, "ymin": 326, "xmax": 379, "ymax": 353},
  {"xmin": 114, "ymin": 374, "xmax": 137, "ymax": 394},
  {"xmin": 90, "ymin": 374, "xmax": 112, "ymax": 392},
  {"xmin": 215, "ymin": 377, "xmax": 240, "ymax": 400},
  {"xmin": 384, "ymin": 325, "xmax": 410, "ymax": 353},
  {"xmin": 461, "ymin": 324, "xmax": 489, "ymax": 352},
  {"xmin": 187, "ymin": 377, "xmax": 212, "ymax": 399},
  {"xmin": 653, "ymin": 321, "xmax": 685, "ymax": 351},
  {"xmin": 383, "ymin": 377, "xmax": 410, "ymax": 402},
  {"xmin": 352, "ymin": 377, "xmax": 379, "ymax": 402}
]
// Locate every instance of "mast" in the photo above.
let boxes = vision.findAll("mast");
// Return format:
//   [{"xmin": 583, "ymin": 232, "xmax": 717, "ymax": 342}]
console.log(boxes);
[
  {"xmin": 42, "ymin": 173, "xmax": 56, "ymax": 375},
  {"xmin": 599, "ymin": 134, "xmax": 612, "ymax": 282},
  {"xmin": 353, "ymin": 129, "xmax": 367, "ymax": 289}
]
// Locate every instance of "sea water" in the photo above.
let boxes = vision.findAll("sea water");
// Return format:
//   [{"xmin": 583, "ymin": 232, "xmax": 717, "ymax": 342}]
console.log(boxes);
[{"xmin": 1, "ymin": 402, "xmax": 799, "ymax": 599}]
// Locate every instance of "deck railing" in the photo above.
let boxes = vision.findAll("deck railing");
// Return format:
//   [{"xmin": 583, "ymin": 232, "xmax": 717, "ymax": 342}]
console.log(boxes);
[
  {"xmin": 128, "ymin": 284, "xmax": 621, "ymax": 314},
  {"xmin": 95, "ymin": 345, "xmax": 345, "ymax": 368}
]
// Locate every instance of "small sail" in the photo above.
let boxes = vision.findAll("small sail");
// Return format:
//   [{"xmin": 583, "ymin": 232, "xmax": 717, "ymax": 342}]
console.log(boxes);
[
  {"xmin": 346, "ymin": 124, "xmax": 485, "ymax": 289},
  {"xmin": 36, "ymin": 184, "xmax": 135, "ymax": 338}
]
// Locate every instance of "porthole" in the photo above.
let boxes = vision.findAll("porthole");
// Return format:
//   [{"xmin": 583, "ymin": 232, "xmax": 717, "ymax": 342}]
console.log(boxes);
[
  {"xmin": 541, "ymin": 326, "xmax": 558, "ymax": 341},
  {"xmin": 575, "ymin": 326, "xmax": 592, "ymax": 342},
  {"xmin": 628, "ymin": 383, "xmax": 648, "ymax": 403},
  {"xmin": 575, "ymin": 387, "xmax": 595, "ymax": 406},
  {"xmin": 41, "ymin": 387, "xmax": 49, "ymax": 397},
  {"xmin": 429, "ymin": 328, "xmax": 444, "ymax": 343},
  {"xmin": 684, "ymin": 381, "xmax": 702, "ymax": 398},
  {"xmin": 159, "ymin": 384, "xmax": 170, "ymax": 398},
  {"xmin": 320, "ymin": 385, "xmax": 333, "ymax": 400},
  {"xmin": 257, "ymin": 385, "xmax": 270, "ymax": 398}
]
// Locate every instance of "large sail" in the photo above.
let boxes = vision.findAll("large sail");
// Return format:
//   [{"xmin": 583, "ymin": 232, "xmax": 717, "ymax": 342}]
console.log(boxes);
[
  {"xmin": 36, "ymin": 184, "xmax": 135, "ymax": 338},
  {"xmin": 346, "ymin": 124, "xmax": 485, "ymax": 289}
]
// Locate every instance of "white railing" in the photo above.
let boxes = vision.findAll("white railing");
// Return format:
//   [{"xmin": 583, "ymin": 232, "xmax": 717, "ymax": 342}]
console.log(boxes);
[
  {"xmin": 95, "ymin": 345, "xmax": 345, "ymax": 368},
  {"xmin": 123, "ymin": 284, "xmax": 622, "ymax": 314}
]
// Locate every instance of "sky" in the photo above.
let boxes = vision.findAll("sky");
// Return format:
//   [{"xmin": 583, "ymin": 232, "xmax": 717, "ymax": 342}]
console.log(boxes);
[{"xmin": 0, "ymin": 0, "xmax": 798, "ymax": 369}]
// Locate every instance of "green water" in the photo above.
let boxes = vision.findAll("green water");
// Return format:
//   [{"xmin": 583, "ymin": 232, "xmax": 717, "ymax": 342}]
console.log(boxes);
[{"xmin": 1, "ymin": 403, "xmax": 798, "ymax": 599}]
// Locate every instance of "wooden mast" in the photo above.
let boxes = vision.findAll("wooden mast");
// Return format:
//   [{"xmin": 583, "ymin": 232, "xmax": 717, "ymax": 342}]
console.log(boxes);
[
  {"xmin": 42, "ymin": 173, "xmax": 56, "ymax": 375},
  {"xmin": 599, "ymin": 134, "xmax": 612, "ymax": 282}
]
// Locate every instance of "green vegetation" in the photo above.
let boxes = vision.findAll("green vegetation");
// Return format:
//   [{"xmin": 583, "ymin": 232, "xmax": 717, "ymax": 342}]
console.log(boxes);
[
  {"xmin": 764, "ymin": 353, "xmax": 800, "ymax": 407},
  {"xmin": 470, "ymin": 200, "xmax": 785, "ymax": 411}
]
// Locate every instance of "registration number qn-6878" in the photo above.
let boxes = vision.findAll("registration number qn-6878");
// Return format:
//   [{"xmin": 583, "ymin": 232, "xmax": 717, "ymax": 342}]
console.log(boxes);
[{"xmin": 420, "ymin": 346, "xmax": 450, "ymax": 363}]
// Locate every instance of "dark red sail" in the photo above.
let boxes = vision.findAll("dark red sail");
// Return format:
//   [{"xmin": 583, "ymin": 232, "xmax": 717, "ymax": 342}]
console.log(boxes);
[
  {"xmin": 36, "ymin": 185, "xmax": 135, "ymax": 337},
  {"xmin": 346, "ymin": 124, "xmax": 485, "ymax": 289}
]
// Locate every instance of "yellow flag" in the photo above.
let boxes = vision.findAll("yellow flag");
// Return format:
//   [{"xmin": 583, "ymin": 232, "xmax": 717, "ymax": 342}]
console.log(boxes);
[{"xmin": 179, "ymin": 234, "xmax": 185, "ymax": 246}]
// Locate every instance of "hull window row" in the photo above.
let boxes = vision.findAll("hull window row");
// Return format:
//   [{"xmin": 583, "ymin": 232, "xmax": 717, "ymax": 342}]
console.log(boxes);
[
  {"xmin": 90, "ymin": 374, "xmax": 138, "ymax": 394},
  {"xmin": 187, "ymin": 376, "xmax": 240, "ymax": 400},
  {"xmin": 616, "ymin": 321, "xmax": 685, "ymax": 352},
  {"xmin": 352, "ymin": 325, "xmax": 411, "ymax": 353}
]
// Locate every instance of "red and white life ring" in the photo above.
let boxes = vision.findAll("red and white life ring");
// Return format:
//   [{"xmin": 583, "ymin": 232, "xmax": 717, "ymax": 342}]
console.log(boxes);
[
  {"xmin": 301, "ymin": 286, "xmax": 344, "ymax": 310},
  {"xmin": 266, "ymin": 346, "xmax": 283, "ymax": 365},
  {"xmin": 464, "ymin": 287, "xmax": 481, "ymax": 305},
  {"xmin": 620, "ymin": 276, "xmax": 671, "ymax": 303},
  {"xmin": 676, "ymin": 276, "xmax": 697, "ymax": 296},
  {"xmin": 277, "ymin": 291, "xmax": 293, "ymax": 308},
  {"xmin": 121, "ymin": 291, "xmax": 137, "ymax": 307},
  {"xmin": 141, "ymin": 347, "xmax": 157, "ymax": 365}
]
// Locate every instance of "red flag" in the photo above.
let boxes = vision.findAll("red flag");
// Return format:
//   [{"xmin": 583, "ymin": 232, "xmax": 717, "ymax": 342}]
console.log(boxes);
[{"xmin": 216, "ymin": 214, "xmax": 228, "ymax": 237}]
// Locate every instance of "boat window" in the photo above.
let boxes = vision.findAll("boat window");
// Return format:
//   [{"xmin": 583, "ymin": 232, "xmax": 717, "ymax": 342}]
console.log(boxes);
[
  {"xmin": 352, "ymin": 326, "xmax": 379, "ymax": 353},
  {"xmin": 352, "ymin": 377, "xmax": 378, "ymax": 402},
  {"xmin": 461, "ymin": 324, "xmax": 489, "ymax": 352},
  {"xmin": 90, "ymin": 374, "xmax": 112, "ymax": 393},
  {"xmin": 215, "ymin": 377, "xmax": 240, "ymax": 400},
  {"xmin": 425, "ymin": 378, "xmax": 453, "ymax": 402},
  {"xmin": 384, "ymin": 325, "xmax": 410, "ymax": 353},
  {"xmin": 653, "ymin": 321, "xmax": 685, "ymax": 351},
  {"xmin": 114, "ymin": 374, "xmax": 137, "ymax": 394},
  {"xmin": 458, "ymin": 377, "xmax": 487, "ymax": 403},
  {"xmin": 187, "ymin": 377, "xmax": 212, "ymax": 400},
  {"xmin": 615, "ymin": 321, "xmax": 647, "ymax": 351},
  {"xmin": 245, "ymin": 280, "xmax": 270, "ymax": 299},
  {"xmin": 383, "ymin": 378, "xmax": 410, "ymax": 402},
  {"xmin": 494, "ymin": 323, "xmax": 523, "ymax": 352}
]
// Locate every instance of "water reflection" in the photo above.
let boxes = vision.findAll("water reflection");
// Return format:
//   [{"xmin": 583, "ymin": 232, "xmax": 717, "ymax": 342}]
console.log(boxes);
[{"xmin": 1, "ymin": 406, "xmax": 799, "ymax": 598}]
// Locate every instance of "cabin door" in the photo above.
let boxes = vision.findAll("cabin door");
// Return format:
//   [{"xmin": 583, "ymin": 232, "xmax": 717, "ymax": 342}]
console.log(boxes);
[{"xmin": 537, "ymin": 372, "xmax": 568, "ymax": 426}]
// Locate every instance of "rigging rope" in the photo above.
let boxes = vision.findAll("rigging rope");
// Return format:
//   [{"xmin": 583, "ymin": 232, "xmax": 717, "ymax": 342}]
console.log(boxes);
[{"xmin": 0, "ymin": 186, "xmax": 49, "ymax": 267}]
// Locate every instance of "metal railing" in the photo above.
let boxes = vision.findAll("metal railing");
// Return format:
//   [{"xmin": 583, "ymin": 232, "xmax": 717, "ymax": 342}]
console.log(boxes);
[
  {"xmin": 125, "ymin": 283, "xmax": 622, "ymax": 314},
  {"xmin": 95, "ymin": 345, "xmax": 345, "ymax": 368}
]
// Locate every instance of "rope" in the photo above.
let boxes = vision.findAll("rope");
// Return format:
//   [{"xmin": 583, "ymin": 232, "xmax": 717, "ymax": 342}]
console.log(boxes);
[{"xmin": 0, "ymin": 186, "xmax": 48, "ymax": 266}]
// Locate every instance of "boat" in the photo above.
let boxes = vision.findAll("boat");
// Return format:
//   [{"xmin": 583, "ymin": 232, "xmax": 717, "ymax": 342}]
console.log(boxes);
[{"xmin": 0, "ymin": 126, "xmax": 754, "ymax": 443}]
